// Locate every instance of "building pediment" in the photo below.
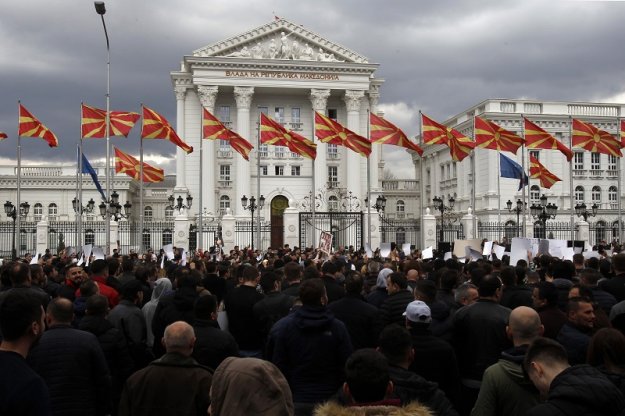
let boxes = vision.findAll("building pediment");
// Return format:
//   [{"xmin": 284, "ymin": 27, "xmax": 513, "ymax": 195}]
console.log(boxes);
[{"xmin": 193, "ymin": 18, "xmax": 369, "ymax": 64}]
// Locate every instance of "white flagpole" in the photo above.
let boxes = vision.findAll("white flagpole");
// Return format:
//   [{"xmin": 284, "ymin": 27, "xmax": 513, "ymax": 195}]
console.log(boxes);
[
  {"xmin": 521, "ymin": 116, "xmax": 527, "ymax": 237},
  {"xmin": 569, "ymin": 116, "xmax": 575, "ymax": 242},
  {"xmin": 16, "ymin": 102, "xmax": 22, "ymax": 260},
  {"xmin": 78, "ymin": 138, "xmax": 83, "ymax": 249},
  {"xmin": 198, "ymin": 109, "xmax": 203, "ymax": 253},
  {"xmin": 311, "ymin": 111, "xmax": 317, "ymax": 250},
  {"xmin": 257, "ymin": 112, "xmax": 261, "ymax": 251},
  {"xmin": 140, "ymin": 106, "xmax": 144, "ymax": 254},
  {"xmin": 497, "ymin": 150, "xmax": 501, "ymax": 238},
  {"xmin": 366, "ymin": 110, "xmax": 372, "ymax": 248},
  {"xmin": 472, "ymin": 117, "xmax": 477, "ymax": 238},
  {"xmin": 419, "ymin": 111, "xmax": 425, "ymax": 249}
]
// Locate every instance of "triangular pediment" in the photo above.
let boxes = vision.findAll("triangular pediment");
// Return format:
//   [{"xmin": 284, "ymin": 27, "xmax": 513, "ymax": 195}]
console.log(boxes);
[{"xmin": 193, "ymin": 18, "xmax": 369, "ymax": 64}]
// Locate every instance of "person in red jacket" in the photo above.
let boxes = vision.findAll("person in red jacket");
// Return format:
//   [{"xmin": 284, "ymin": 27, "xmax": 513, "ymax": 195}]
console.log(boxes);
[{"xmin": 86, "ymin": 259, "xmax": 119, "ymax": 308}]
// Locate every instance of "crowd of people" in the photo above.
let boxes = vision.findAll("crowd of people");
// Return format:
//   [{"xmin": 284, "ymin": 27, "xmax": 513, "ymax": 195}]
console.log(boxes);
[{"xmin": 2, "ymin": 242, "xmax": 625, "ymax": 415}]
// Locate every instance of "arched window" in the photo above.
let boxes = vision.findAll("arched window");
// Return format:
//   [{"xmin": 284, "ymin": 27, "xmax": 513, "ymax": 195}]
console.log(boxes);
[
  {"xmin": 596, "ymin": 220, "xmax": 607, "ymax": 245},
  {"xmin": 162, "ymin": 228, "xmax": 173, "ymax": 246},
  {"xmin": 609, "ymin": 186, "xmax": 618, "ymax": 208},
  {"xmin": 396, "ymin": 227, "xmax": 406, "ymax": 245},
  {"xmin": 612, "ymin": 221, "xmax": 621, "ymax": 241},
  {"xmin": 328, "ymin": 196, "xmax": 339, "ymax": 211},
  {"xmin": 504, "ymin": 220, "xmax": 517, "ymax": 239},
  {"xmin": 575, "ymin": 186, "xmax": 584, "ymax": 204},
  {"xmin": 534, "ymin": 221, "xmax": 546, "ymax": 239},
  {"xmin": 142, "ymin": 229, "xmax": 151, "ymax": 250},
  {"xmin": 165, "ymin": 206, "xmax": 174, "ymax": 219},
  {"xmin": 396, "ymin": 200, "xmax": 405, "ymax": 219},
  {"xmin": 219, "ymin": 195, "xmax": 230, "ymax": 215},
  {"xmin": 33, "ymin": 203, "xmax": 43, "ymax": 221},
  {"xmin": 530, "ymin": 185, "xmax": 540, "ymax": 203},
  {"xmin": 144, "ymin": 206, "xmax": 153, "ymax": 221},
  {"xmin": 592, "ymin": 186, "xmax": 601, "ymax": 204},
  {"xmin": 48, "ymin": 203, "xmax": 57, "ymax": 221}
]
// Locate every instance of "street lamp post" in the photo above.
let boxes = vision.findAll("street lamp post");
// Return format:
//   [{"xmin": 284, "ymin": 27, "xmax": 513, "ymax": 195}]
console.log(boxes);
[
  {"xmin": 366, "ymin": 195, "xmax": 387, "ymax": 217},
  {"xmin": 94, "ymin": 1, "xmax": 111, "ymax": 254},
  {"xmin": 241, "ymin": 195, "xmax": 264, "ymax": 251},
  {"xmin": 168, "ymin": 193, "xmax": 193, "ymax": 213},
  {"xmin": 99, "ymin": 191, "xmax": 131, "ymax": 222},
  {"xmin": 433, "ymin": 195, "xmax": 455, "ymax": 245},
  {"xmin": 575, "ymin": 202, "xmax": 598, "ymax": 222},
  {"xmin": 72, "ymin": 198, "xmax": 96, "ymax": 248},
  {"xmin": 4, "ymin": 201, "xmax": 30, "ymax": 260},
  {"xmin": 530, "ymin": 195, "xmax": 558, "ymax": 237},
  {"xmin": 506, "ymin": 198, "xmax": 526, "ymax": 237}
]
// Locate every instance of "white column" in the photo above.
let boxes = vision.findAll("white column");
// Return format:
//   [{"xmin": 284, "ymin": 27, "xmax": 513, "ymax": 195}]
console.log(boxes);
[
  {"xmin": 423, "ymin": 208, "xmax": 437, "ymax": 249},
  {"xmin": 109, "ymin": 220, "xmax": 119, "ymax": 252},
  {"xmin": 174, "ymin": 212, "xmax": 191, "ymax": 251},
  {"xmin": 233, "ymin": 86, "xmax": 254, "ymax": 216},
  {"xmin": 283, "ymin": 202, "xmax": 299, "ymax": 248},
  {"xmin": 174, "ymin": 86, "xmax": 188, "ymax": 192},
  {"xmin": 310, "ymin": 89, "xmax": 331, "ymax": 209},
  {"xmin": 220, "ymin": 209, "xmax": 236, "ymax": 252},
  {"xmin": 461, "ymin": 207, "xmax": 476, "ymax": 240},
  {"xmin": 197, "ymin": 85, "xmax": 219, "ymax": 214},
  {"xmin": 36, "ymin": 217, "xmax": 49, "ymax": 255},
  {"xmin": 368, "ymin": 87, "xmax": 381, "ymax": 192},
  {"xmin": 344, "ymin": 90, "xmax": 365, "ymax": 201}
]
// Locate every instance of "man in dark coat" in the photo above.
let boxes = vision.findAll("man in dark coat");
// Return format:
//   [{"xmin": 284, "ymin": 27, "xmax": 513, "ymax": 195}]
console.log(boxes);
[
  {"xmin": 532, "ymin": 281, "xmax": 567, "ymax": 339},
  {"xmin": 0, "ymin": 261, "xmax": 49, "ymax": 309},
  {"xmin": 556, "ymin": 296, "xmax": 595, "ymax": 365},
  {"xmin": 524, "ymin": 337, "xmax": 625, "ymax": 415},
  {"xmin": 320, "ymin": 260, "xmax": 345, "ymax": 304},
  {"xmin": 267, "ymin": 278, "xmax": 353, "ymax": 413},
  {"xmin": 601, "ymin": 252, "xmax": 625, "ymax": 302},
  {"xmin": 192, "ymin": 294, "xmax": 239, "ymax": 370},
  {"xmin": 375, "ymin": 272, "xmax": 415, "ymax": 334},
  {"xmin": 28, "ymin": 297, "xmax": 112, "ymax": 416},
  {"xmin": 119, "ymin": 321, "xmax": 212, "ymax": 416},
  {"xmin": 281, "ymin": 261, "xmax": 303, "ymax": 297},
  {"xmin": 328, "ymin": 271, "xmax": 379, "ymax": 350},
  {"xmin": 253, "ymin": 271, "xmax": 294, "ymax": 349}
]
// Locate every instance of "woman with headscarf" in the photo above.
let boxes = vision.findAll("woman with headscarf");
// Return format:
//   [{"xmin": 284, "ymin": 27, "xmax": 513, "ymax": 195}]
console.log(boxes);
[
  {"xmin": 141, "ymin": 277, "xmax": 172, "ymax": 347},
  {"xmin": 209, "ymin": 357, "xmax": 294, "ymax": 416}
]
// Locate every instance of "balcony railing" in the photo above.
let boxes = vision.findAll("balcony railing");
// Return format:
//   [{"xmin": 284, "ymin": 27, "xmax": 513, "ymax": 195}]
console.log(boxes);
[
  {"xmin": 290, "ymin": 122, "xmax": 303, "ymax": 131},
  {"xmin": 590, "ymin": 170, "xmax": 603, "ymax": 178},
  {"xmin": 382, "ymin": 180, "xmax": 419, "ymax": 191},
  {"xmin": 218, "ymin": 180, "xmax": 232, "ymax": 188},
  {"xmin": 327, "ymin": 152, "xmax": 339, "ymax": 160},
  {"xmin": 217, "ymin": 150, "xmax": 233, "ymax": 158},
  {"xmin": 573, "ymin": 169, "xmax": 586, "ymax": 177}
]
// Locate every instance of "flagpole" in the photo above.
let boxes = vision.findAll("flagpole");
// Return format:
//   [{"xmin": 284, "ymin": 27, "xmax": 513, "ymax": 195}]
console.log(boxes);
[
  {"xmin": 366, "ymin": 110, "xmax": 372, "ymax": 249},
  {"xmin": 198, "ymin": 109, "xmax": 203, "ymax": 253},
  {"xmin": 419, "ymin": 111, "xmax": 425, "ymax": 249},
  {"xmin": 16, "ymin": 102, "xmax": 22, "ymax": 260},
  {"xmin": 140, "ymin": 106, "xmax": 144, "ymax": 254},
  {"xmin": 521, "ymin": 116, "xmax": 527, "ymax": 237},
  {"xmin": 311, "ymin": 111, "xmax": 317, "ymax": 250},
  {"xmin": 497, "ymin": 150, "xmax": 501, "ymax": 238},
  {"xmin": 569, "ymin": 116, "xmax": 575, "ymax": 242},
  {"xmin": 257, "ymin": 112, "xmax": 261, "ymax": 251},
  {"xmin": 78, "ymin": 139, "xmax": 84, "ymax": 249},
  {"xmin": 472, "ymin": 117, "xmax": 477, "ymax": 239}
]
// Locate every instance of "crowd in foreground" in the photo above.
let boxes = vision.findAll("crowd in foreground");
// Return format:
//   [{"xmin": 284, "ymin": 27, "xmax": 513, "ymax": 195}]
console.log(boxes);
[{"xmin": 2, "ymin": 241, "xmax": 625, "ymax": 415}]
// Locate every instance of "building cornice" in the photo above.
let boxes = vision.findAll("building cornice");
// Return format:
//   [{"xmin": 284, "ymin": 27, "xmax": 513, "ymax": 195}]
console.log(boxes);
[{"xmin": 182, "ymin": 56, "xmax": 379, "ymax": 74}]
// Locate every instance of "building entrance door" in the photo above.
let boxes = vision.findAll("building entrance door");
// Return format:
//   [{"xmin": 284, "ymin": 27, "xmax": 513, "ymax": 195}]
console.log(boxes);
[{"xmin": 270, "ymin": 195, "xmax": 288, "ymax": 248}]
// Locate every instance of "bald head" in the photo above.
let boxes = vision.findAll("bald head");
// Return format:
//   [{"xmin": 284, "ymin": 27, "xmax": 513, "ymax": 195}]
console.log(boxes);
[
  {"xmin": 162, "ymin": 321, "xmax": 196, "ymax": 355},
  {"xmin": 507, "ymin": 306, "xmax": 543, "ymax": 345},
  {"xmin": 406, "ymin": 269, "xmax": 419, "ymax": 282}
]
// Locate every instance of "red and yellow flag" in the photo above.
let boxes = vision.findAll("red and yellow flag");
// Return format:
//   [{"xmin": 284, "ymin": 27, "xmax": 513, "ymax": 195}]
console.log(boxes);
[
  {"xmin": 81, "ymin": 104, "xmax": 140, "ymax": 138},
  {"xmin": 202, "ymin": 108, "xmax": 254, "ymax": 160},
  {"xmin": 572, "ymin": 119, "xmax": 622, "ymax": 157},
  {"xmin": 421, "ymin": 113, "xmax": 475, "ymax": 161},
  {"xmin": 314, "ymin": 112, "xmax": 371, "ymax": 157},
  {"xmin": 524, "ymin": 118, "xmax": 572, "ymax": 161},
  {"xmin": 474, "ymin": 116, "xmax": 523, "ymax": 153},
  {"xmin": 260, "ymin": 113, "xmax": 316, "ymax": 159},
  {"xmin": 529, "ymin": 155, "xmax": 561, "ymax": 189},
  {"xmin": 141, "ymin": 106, "xmax": 193, "ymax": 154},
  {"xmin": 18, "ymin": 104, "xmax": 58, "ymax": 147},
  {"xmin": 620, "ymin": 120, "xmax": 625, "ymax": 147},
  {"xmin": 0, "ymin": 131, "xmax": 7, "ymax": 139},
  {"xmin": 369, "ymin": 113, "xmax": 423, "ymax": 156},
  {"xmin": 114, "ymin": 147, "xmax": 164, "ymax": 183}
]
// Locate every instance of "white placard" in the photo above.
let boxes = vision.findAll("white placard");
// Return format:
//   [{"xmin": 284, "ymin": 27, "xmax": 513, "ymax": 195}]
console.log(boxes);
[
  {"xmin": 380, "ymin": 243, "xmax": 392, "ymax": 259},
  {"xmin": 561, "ymin": 247, "xmax": 575, "ymax": 261},
  {"xmin": 180, "ymin": 248, "xmax": 187, "ymax": 266},
  {"xmin": 82, "ymin": 244, "xmax": 93, "ymax": 267},
  {"xmin": 482, "ymin": 241, "xmax": 494, "ymax": 256},
  {"xmin": 422, "ymin": 246, "xmax": 433, "ymax": 260},
  {"xmin": 364, "ymin": 243, "xmax": 373, "ymax": 258},
  {"xmin": 92, "ymin": 246, "xmax": 105, "ymax": 260},
  {"xmin": 444, "ymin": 251, "xmax": 452, "ymax": 261},
  {"xmin": 29, "ymin": 253, "xmax": 40, "ymax": 265},
  {"xmin": 583, "ymin": 251, "xmax": 601, "ymax": 259},
  {"xmin": 453, "ymin": 239, "xmax": 483, "ymax": 258},
  {"xmin": 492, "ymin": 244, "xmax": 506, "ymax": 260},
  {"xmin": 163, "ymin": 244, "xmax": 174, "ymax": 260},
  {"xmin": 402, "ymin": 243, "xmax": 411, "ymax": 256},
  {"xmin": 510, "ymin": 238, "xmax": 531, "ymax": 266}
]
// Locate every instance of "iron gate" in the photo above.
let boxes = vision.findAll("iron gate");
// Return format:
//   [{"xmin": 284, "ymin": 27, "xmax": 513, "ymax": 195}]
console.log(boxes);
[{"xmin": 299, "ymin": 211, "xmax": 363, "ymax": 250}]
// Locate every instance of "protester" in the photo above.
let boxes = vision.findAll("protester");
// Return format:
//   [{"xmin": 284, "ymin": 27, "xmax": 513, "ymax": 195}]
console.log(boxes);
[
  {"xmin": 192, "ymin": 294, "xmax": 239, "ymax": 370},
  {"xmin": 142, "ymin": 277, "xmax": 172, "ymax": 347},
  {"xmin": 557, "ymin": 296, "xmax": 595, "ymax": 365}
]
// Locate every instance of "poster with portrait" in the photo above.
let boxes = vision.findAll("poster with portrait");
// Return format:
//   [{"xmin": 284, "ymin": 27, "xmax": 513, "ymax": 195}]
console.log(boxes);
[{"xmin": 319, "ymin": 231, "xmax": 333, "ymax": 254}]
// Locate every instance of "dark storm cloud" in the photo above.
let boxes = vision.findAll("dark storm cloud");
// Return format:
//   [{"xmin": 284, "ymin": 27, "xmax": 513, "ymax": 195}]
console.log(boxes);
[{"xmin": 1, "ymin": 0, "xmax": 624, "ymax": 173}]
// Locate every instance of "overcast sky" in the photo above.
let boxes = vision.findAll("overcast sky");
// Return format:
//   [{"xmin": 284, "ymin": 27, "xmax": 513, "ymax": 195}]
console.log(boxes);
[{"xmin": 1, "ymin": 0, "xmax": 624, "ymax": 179}]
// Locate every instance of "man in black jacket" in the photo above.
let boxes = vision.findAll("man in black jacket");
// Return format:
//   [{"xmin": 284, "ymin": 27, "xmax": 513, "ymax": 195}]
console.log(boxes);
[
  {"xmin": 378, "ymin": 324, "xmax": 459, "ymax": 416},
  {"xmin": 601, "ymin": 252, "xmax": 625, "ymax": 302},
  {"xmin": 321, "ymin": 260, "xmax": 345, "ymax": 304},
  {"xmin": 556, "ymin": 296, "xmax": 595, "ymax": 365},
  {"xmin": 524, "ymin": 337, "xmax": 625, "ymax": 415},
  {"xmin": 28, "ymin": 297, "xmax": 112, "ymax": 416},
  {"xmin": 253, "ymin": 271, "xmax": 294, "ymax": 349},
  {"xmin": 192, "ymin": 294, "xmax": 239, "ymax": 370},
  {"xmin": 375, "ymin": 272, "xmax": 414, "ymax": 335},
  {"xmin": 328, "ymin": 271, "xmax": 379, "ymax": 349}
]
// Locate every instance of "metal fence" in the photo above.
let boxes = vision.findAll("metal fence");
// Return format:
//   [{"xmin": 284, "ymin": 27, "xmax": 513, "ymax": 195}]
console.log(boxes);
[
  {"xmin": 477, "ymin": 221, "xmax": 520, "ymax": 242},
  {"xmin": 533, "ymin": 221, "xmax": 576, "ymax": 240},
  {"xmin": 379, "ymin": 218, "xmax": 420, "ymax": 246},
  {"xmin": 0, "ymin": 221, "xmax": 37, "ymax": 258},
  {"xmin": 190, "ymin": 222, "xmax": 222, "ymax": 252},
  {"xmin": 299, "ymin": 212, "xmax": 363, "ymax": 249},
  {"xmin": 435, "ymin": 223, "xmax": 464, "ymax": 244},
  {"xmin": 588, "ymin": 221, "xmax": 623, "ymax": 247},
  {"xmin": 235, "ymin": 221, "xmax": 271, "ymax": 249}
]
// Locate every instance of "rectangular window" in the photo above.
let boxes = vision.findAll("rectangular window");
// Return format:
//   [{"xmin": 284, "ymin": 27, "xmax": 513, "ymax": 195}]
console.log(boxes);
[
  {"xmin": 591, "ymin": 152, "xmax": 600, "ymax": 170},
  {"xmin": 219, "ymin": 165, "xmax": 230, "ymax": 181},
  {"xmin": 529, "ymin": 150, "xmax": 540, "ymax": 161},
  {"xmin": 328, "ymin": 108, "xmax": 338, "ymax": 120},
  {"xmin": 259, "ymin": 144, "xmax": 268, "ymax": 157},
  {"xmin": 574, "ymin": 152, "xmax": 584, "ymax": 170},
  {"xmin": 440, "ymin": 165, "xmax": 445, "ymax": 180},
  {"xmin": 275, "ymin": 146, "xmax": 286, "ymax": 158},
  {"xmin": 291, "ymin": 107, "xmax": 301, "ymax": 130},
  {"xmin": 260, "ymin": 165, "xmax": 268, "ymax": 176},
  {"xmin": 291, "ymin": 166, "xmax": 301, "ymax": 176},
  {"xmin": 327, "ymin": 144, "xmax": 339, "ymax": 159},
  {"xmin": 328, "ymin": 166, "xmax": 338, "ymax": 186},
  {"xmin": 275, "ymin": 107, "xmax": 285, "ymax": 124},
  {"xmin": 218, "ymin": 106, "xmax": 230, "ymax": 125},
  {"xmin": 453, "ymin": 163, "xmax": 457, "ymax": 178},
  {"xmin": 275, "ymin": 165, "xmax": 284, "ymax": 176},
  {"xmin": 608, "ymin": 155, "xmax": 618, "ymax": 171}
]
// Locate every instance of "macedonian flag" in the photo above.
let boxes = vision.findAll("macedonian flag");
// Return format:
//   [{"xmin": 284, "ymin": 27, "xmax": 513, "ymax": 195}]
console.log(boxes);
[
  {"xmin": 621, "ymin": 120, "xmax": 625, "ymax": 147},
  {"xmin": 18, "ymin": 104, "xmax": 58, "ymax": 147},
  {"xmin": 141, "ymin": 105, "xmax": 193, "ymax": 154},
  {"xmin": 529, "ymin": 155, "xmax": 561, "ymax": 189},
  {"xmin": 572, "ymin": 119, "xmax": 622, "ymax": 157},
  {"xmin": 314, "ymin": 112, "xmax": 371, "ymax": 157},
  {"xmin": 0, "ymin": 131, "xmax": 7, "ymax": 139},
  {"xmin": 81, "ymin": 104, "xmax": 140, "ymax": 138},
  {"xmin": 114, "ymin": 147, "xmax": 164, "ymax": 183},
  {"xmin": 474, "ymin": 116, "xmax": 523, "ymax": 153},
  {"xmin": 421, "ymin": 113, "xmax": 475, "ymax": 162},
  {"xmin": 260, "ymin": 113, "xmax": 316, "ymax": 159},
  {"xmin": 202, "ymin": 108, "xmax": 254, "ymax": 160},
  {"xmin": 369, "ymin": 113, "xmax": 423, "ymax": 156},
  {"xmin": 524, "ymin": 118, "xmax": 572, "ymax": 161}
]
